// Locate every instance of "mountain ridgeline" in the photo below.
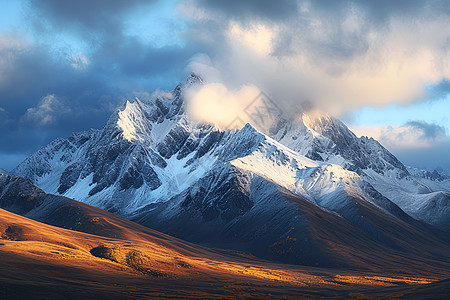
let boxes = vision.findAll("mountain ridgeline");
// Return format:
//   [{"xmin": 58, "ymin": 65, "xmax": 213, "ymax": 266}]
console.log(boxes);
[{"xmin": 9, "ymin": 73, "xmax": 450, "ymax": 267}]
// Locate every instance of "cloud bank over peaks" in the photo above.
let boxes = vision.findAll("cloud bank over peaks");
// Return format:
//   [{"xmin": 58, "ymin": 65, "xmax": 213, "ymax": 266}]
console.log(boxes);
[
  {"xmin": 185, "ymin": 82, "xmax": 261, "ymax": 130},
  {"xmin": 182, "ymin": 0, "xmax": 450, "ymax": 118}
]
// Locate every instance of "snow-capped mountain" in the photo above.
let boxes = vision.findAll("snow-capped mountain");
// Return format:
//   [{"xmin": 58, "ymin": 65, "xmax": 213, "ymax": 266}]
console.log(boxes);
[
  {"xmin": 265, "ymin": 109, "xmax": 450, "ymax": 227},
  {"xmin": 10, "ymin": 73, "xmax": 450, "ymax": 262},
  {"xmin": 407, "ymin": 166, "xmax": 450, "ymax": 181},
  {"xmin": 12, "ymin": 74, "xmax": 225, "ymax": 212},
  {"xmin": 269, "ymin": 110, "xmax": 408, "ymax": 176}
]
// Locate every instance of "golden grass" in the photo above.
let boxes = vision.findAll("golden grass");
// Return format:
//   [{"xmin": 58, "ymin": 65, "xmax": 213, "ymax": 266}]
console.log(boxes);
[{"xmin": 0, "ymin": 207, "xmax": 447, "ymax": 298}]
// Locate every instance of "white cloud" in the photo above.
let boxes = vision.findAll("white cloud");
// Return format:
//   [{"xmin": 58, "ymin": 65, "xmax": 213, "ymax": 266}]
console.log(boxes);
[
  {"xmin": 351, "ymin": 121, "xmax": 448, "ymax": 150},
  {"xmin": 186, "ymin": 82, "xmax": 260, "ymax": 129},
  {"xmin": 181, "ymin": 2, "xmax": 450, "ymax": 118},
  {"xmin": 228, "ymin": 22, "xmax": 275, "ymax": 56},
  {"xmin": 23, "ymin": 94, "xmax": 69, "ymax": 126}
]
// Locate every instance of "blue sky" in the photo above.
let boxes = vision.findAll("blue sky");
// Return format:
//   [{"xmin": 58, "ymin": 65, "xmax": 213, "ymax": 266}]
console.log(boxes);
[
  {"xmin": 350, "ymin": 98, "xmax": 450, "ymax": 130},
  {"xmin": 0, "ymin": 0, "xmax": 449, "ymax": 172}
]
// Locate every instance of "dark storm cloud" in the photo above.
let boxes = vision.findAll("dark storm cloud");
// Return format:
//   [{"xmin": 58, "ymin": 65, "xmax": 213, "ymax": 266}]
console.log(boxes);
[
  {"xmin": 192, "ymin": 0, "xmax": 450, "ymax": 62},
  {"xmin": 1, "ymin": 0, "xmax": 450, "ymax": 172},
  {"xmin": 0, "ymin": 33, "xmax": 192, "ymax": 161},
  {"xmin": 345, "ymin": 0, "xmax": 450, "ymax": 21},
  {"xmin": 309, "ymin": 0, "xmax": 424, "ymax": 19},
  {"xmin": 0, "ymin": 32, "xmax": 112, "ymax": 116},
  {"xmin": 0, "ymin": 0, "xmax": 200, "ymax": 170},
  {"xmin": 25, "ymin": 0, "xmax": 196, "ymax": 83},
  {"xmin": 92, "ymin": 37, "xmax": 195, "ymax": 78}
]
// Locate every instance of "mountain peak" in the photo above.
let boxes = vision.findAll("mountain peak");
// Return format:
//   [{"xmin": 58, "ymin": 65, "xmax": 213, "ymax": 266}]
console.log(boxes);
[
  {"xmin": 117, "ymin": 98, "xmax": 152, "ymax": 142},
  {"xmin": 302, "ymin": 110, "xmax": 352, "ymax": 137},
  {"xmin": 185, "ymin": 72, "xmax": 203, "ymax": 86},
  {"xmin": 107, "ymin": 73, "xmax": 204, "ymax": 144}
]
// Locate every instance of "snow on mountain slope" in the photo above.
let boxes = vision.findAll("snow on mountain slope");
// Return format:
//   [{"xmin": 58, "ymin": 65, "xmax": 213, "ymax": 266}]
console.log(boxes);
[
  {"xmin": 131, "ymin": 147, "xmax": 448, "ymax": 267},
  {"xmin": 267, "ymin": 109, "xmax": 450, "ymax": 226},
  {"xmin": 11, "ymin": 73, "xmax": 224, "ymax": 212},
  {"xmin": 362, "ymin": 168, "xmax": 450, "ymax": 226},
  {"xmin": 229, "ymin": 129, "xmax": 360, "ymax": 205},
  {"xmin": 270, "ymin": 109, "xmax": 408, "ymax": 177},
  {"xmin": 10, "ymin": 73, "xmax": 450, "ymax": 228},
  {"xmin": 226, "ymin": 127, "xmax": 412, "ymax": 228},
  {"xmin": 406, "ymin": 166, "xmax": 450, "ymax": 183},
  {"xmin": 116, "ymin": 99, "xmax": 155, "ymax": 142}
]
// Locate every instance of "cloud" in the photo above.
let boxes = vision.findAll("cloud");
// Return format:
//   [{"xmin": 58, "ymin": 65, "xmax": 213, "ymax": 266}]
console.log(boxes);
[
  {"xmin": 182, "ymin": 0, "xmax": 450, "ymax": 117},
  {"xmin": 380, "ymin": 123, "xmax": 446, "ymax": 149},
  {"xmin": 23, "ymin": 94, "xmax": 69, "ymax": 126},
  {"xmin": 228, "ymin": 22, "xmax": 274, "ymax": 56},
  {"xmin": 194, "ymin": 0, "xmax": 450, "ymax": 25},
  {"xmin": 395, "ymin": 139, "xmax": 450, "ymax": 172},
  {"xmin": 404, "ymin": 121, "xmax": 447, "ymax": 141},
  {"xmin": 0, "ymin": 1, "xmax": 196, "ymax": 169},
  {"xmin": 0, "ymin": 31, "xmax": 33, "ymax": 95},
  {"xmin": 427, "ymin": 79, "xmax": 450, "ymax": 100},
  {"xmin": 0, "ymin": 151, "xmax": 29, "ymax": 172},
  {"xmin": 353, "ymin": 121, "xmax": 448, "ymax": 149},
  {"xmin": 186, "ymin": 83, "xmax": 261, "ymax": 129},
  {"xmin": 25, "ymin": 0, "xmax": 192, "ymax": 81},
  {"xmin": 2, "ymin": 0, "xmax": 450, "ymax": 172},
  {"xmin": 0, "ymin": 29, "xmax": 117, "ymax": 116}
]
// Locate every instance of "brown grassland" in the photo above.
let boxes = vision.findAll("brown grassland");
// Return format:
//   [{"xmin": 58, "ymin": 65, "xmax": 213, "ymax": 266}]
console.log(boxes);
[{"xmin": 0, "ymin": 207, "xmax": 449, "ymax": 299}]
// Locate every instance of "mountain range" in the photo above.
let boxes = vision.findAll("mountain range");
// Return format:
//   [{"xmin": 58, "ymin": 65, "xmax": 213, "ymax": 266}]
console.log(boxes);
[{"xmin": 6, "ymin": 73, "xmax": 450, "ymax": 267}]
